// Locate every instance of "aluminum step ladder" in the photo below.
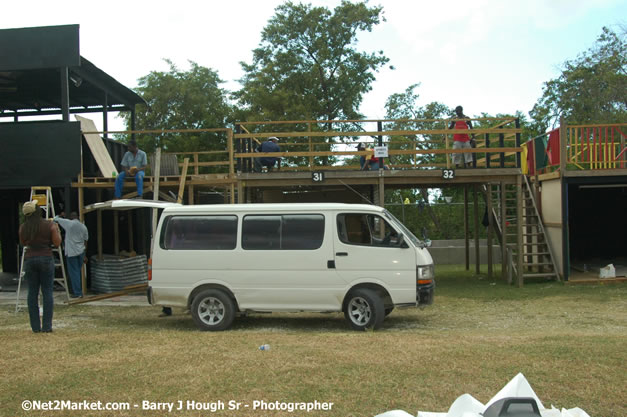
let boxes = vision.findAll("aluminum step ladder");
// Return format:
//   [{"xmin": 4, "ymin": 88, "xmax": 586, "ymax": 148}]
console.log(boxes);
[{"xmin": 15, "ymin": 187, "xmax": 70, "ymax": 312}]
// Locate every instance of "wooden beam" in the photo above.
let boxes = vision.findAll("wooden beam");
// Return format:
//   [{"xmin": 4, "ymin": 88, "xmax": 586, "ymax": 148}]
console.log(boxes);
[
  {"xmin": 487, "ymin": 183, "xmax": 493, "ymax": 279},
  {"xmin": 473, "ymin": 185, "xmax": 480, "ymax": 274},
  {"xmin": 151, "ymin": 148, "xmax": 161, "ymax": 254},
  {"xmin": 516, "ymin": 174, "xmax": 524, "ymax": 287},
  {"xmin": 67, "ymin": 284, "xmax": 148, "ymax": 305},
  {"xmin": 97, "ymin": 190, "xmax": 103, "ymax": 261},
  {"xmin": 464, "ymin": 185, "xmax": 469, "ymax": 271},
  {"xmin": 177, "ymin": 158, "xmax": 190, "ymax": 204}
]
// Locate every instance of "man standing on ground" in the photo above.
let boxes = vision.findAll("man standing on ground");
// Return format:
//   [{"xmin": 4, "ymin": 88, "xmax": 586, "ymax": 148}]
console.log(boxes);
[
  {"xmin": 449, "ymin": 106, "xmax": 476, "ymax": 168},
  {"xmin": 54, "ymin": 211, "xmax": 88, "ymax": 298},
  {"xmin": 114, "ymin": 140, "xmax": 147, "ymax": 198},
  {"xmin": 254, "ymin": 137, "xmax": 281, "ymax": 172}
]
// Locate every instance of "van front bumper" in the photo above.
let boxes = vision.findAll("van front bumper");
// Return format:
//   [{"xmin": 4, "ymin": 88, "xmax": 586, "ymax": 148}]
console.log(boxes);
[{"xmin": 416, "ymin": 280, "xmax": 435, "ymax": 306}]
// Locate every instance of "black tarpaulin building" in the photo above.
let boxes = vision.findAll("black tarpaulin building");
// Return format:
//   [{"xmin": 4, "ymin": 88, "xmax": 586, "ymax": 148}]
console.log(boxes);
[{"xmin": 0, "ymin": 24, "xmax": 146, "ymax": 273}]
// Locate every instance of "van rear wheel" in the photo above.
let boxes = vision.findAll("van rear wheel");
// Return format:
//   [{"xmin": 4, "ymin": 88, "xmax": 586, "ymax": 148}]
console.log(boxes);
[
  {"xmin": 191, "ymin": 289, "xmax": 235, "ymax": 331},
  {"xmin": 344, "ymin": 289, "xmax": 385, "ymax": 331}
]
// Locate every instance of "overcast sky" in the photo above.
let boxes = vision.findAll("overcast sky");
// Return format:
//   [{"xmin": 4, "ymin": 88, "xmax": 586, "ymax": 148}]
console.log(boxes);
[{"xmin": 2, "ymin": 0, "xmax": 625, "ymax": 130}]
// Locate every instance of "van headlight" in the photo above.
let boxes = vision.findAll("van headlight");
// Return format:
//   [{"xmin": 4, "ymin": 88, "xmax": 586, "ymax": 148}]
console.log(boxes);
[{"xmin": 416, "ymin": 264, "xmax": 434, "ymax": 284}]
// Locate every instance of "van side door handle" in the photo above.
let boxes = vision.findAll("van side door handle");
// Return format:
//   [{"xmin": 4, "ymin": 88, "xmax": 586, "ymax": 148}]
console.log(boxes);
[{"xmin": 335, "ymin": 252, "xmax": 348, "ymax": 256}]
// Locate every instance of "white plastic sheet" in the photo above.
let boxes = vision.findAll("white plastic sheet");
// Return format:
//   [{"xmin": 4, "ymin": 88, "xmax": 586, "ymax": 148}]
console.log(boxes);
[{"xmin": 375, "ymin": 374, "xmax": 590, "ymax": 417}]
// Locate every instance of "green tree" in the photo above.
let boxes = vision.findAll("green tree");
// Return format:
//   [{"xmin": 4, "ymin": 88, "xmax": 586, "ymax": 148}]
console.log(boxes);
[
  {"xmin": 120, "ymin": 60, "xmax": 232, "ymax": 154},
  {"xmin": 235, "ymin": 1, "xmax": 389, "ymax": 122},
  {"xmin": 530, "ymin": 26, "xmax": 627, "ymax": 130}
]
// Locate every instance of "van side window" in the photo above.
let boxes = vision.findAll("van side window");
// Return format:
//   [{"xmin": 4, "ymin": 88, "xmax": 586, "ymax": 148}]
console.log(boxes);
[
  {"xmin": 242, "ymin": 214, "xmax": 324, "ymax": 250},
  {"xmin": 161, "ymin": 216, "xmax": 237, "ymax": 250},
  {"xmin": 337, "ymin": 213, "xmax": 401, "ymax": 247}
]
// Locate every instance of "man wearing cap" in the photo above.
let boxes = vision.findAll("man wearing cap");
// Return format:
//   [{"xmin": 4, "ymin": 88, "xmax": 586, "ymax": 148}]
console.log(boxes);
[
  {"xmin": 54, "ymin": 212, "xmax": 89, "ymax": 298},
  {"xmin": 254, "ymin": 136, "xmax": 281, "ymax": 172},
  {"xmin": 19, "ymin": 201, "xmax": 62, "ymax": 333},
  {"xmin": 114, "ymin": 140, "xmax": 147, "ymax": 198}
]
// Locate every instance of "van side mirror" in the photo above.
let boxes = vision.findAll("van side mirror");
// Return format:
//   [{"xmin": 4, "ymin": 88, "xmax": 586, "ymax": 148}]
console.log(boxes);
[{"xmin": 394, "ymin": 233, "xmax": 407, "ymax": 248}]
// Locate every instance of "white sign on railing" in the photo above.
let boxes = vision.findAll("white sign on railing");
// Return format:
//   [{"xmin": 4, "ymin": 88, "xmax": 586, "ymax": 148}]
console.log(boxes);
[{"xmin": 374, "ymin": 146, "xmax": 388, "ymax": 158}]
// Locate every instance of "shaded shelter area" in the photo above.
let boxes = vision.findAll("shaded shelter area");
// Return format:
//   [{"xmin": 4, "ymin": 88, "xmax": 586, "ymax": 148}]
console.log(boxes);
[
  {"xmin": 566, "ymin": 177, "xmax": 627, "ymax": 276},
  {"xmin": 0, "ymin": 24, "xmax": 146, "ymax": 274}
]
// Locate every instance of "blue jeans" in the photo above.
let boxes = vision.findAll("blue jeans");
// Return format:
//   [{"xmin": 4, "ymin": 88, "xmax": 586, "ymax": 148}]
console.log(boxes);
[
  {"xmin": 66, "ymin": 252, "xmax": 84, "ymax": 297},
  {"xmin": 114, "ymin": 170, "xmax": 144, "ymax": 198},
  {"xmin": 25, "ymin": 256, "xmax": 55, "ymax": 332}
]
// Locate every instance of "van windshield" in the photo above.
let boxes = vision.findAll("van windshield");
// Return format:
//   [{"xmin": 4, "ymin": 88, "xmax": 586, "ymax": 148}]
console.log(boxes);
[{"xmin": 383, "ymin": 210, "xmax": 423, "ymax": 248}]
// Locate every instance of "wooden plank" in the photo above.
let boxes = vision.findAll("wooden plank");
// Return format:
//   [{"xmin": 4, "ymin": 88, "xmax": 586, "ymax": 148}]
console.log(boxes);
[
  {"xmin": 235, "ymin": 147, "xmax": 522, "ymax": 158},
  {"xmin": 516, "ymin": 175, "xmax": 524, "ymax": 287},
  {"xmin": 151, "ymin": 148, "xmax": 161, "ymax": 255},
  {"xmin": 464, "ymin": 186, "xmax": 469, "ymax": 270},
  {"xmin": 75, "ymin": 115, "xmax": 118, "ymax": 177},
  {"xmin": 177, "ymin": 158, "xmax": 190, "ymax": 204},
  {"xmin": 487, "ymin": 183, "xmax": 493, "ymax": 279},
  {"xmin": 473, "ymin": 185, "xmax": 480, "ymax": 274},
  {"xmin": 67, "ymin": 283, "xmax": 148, "ymax": 305}
]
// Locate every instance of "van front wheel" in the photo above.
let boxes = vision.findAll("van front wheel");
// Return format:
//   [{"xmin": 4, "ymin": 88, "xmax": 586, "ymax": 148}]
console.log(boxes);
[
  {"xmin": 191, "ymin": 289, "xmax": 235, "ymax": 331},
  {"xmin": 344, "ymin": 289, "xmax": 385, "ymax": 331}
]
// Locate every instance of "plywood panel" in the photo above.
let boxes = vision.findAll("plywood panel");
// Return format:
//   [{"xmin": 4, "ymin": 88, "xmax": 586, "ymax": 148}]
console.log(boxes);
[{"xmin": 75, "ymin": 115, "xmax": 118, "ymax": 177}]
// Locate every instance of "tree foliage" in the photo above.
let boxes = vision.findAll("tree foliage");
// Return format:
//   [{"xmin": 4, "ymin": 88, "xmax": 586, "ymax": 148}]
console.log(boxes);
[
  {"xmin": 120, "ymin": 60, "xmax": 232, "ymax": 154},
  {"xmin": 234, "ymin": 0, "xmax": 389, "ymax": 122},
  {"xmin": 530, "ymin": 26, "xmax": 627, "ymax": 130}
]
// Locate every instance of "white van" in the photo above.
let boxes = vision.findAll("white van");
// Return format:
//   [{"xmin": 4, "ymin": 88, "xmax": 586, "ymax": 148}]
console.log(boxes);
[{"xmin": 148, "ymin": 203, "xmax": 434, "ymax": 331}]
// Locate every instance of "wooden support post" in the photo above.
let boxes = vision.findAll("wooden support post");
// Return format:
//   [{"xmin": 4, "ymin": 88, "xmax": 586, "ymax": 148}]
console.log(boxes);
[
  {"xmin": 151, "ymin": 148, "xmax": 162, "ymax": 255},
  {"xmin": 473, "ymin": 184, "xmax": 480, "ymax": 274},
  {"xmin": 227, "ymin": 128, "xmax": 235, "ymax": 177},
  {"xmin": 500, "ymin": 181, "xmax": 507, "ymax": 280},
  {"xmin": 516, "ymin": 174, "xmax": 524, "ymax": 287},
  {"xmin": 230, "ymin": 183, "xmax": 235, "ymax": 204},
  {"xmin": 378, "ymin": 176, "xmax": 385, "ymax": 207},
  {"xmin": 559, "ymin": 116, "xmax": 567, "ymax": 173},
  {"xmin": 188, "ymin": 185, "xmax": 194, "ymax": 205},
  {"xmin": 308, "ymin": 122, "xmax": 313, "ymax": 170},
  {"xmin": 78, "ymin": 169, "xmax": 86, "ymax": 296},
  {"xmin": 464, "ymin": 186, "xmax": 469, "ymax": 270},
  {"xmin": 113, "ymin": 210, "xmax": 119, "ymax": 255},
  {"xmin": 194, "ymin": 153, "xmax": 199, "ymax": 175},
  {"xmin": 177, "ymin": 158, "xmax": 190, "ymax": 204},
  {"xmin": 96, "ymin": 190, "xmax": 103, "ymax": 261},
  {"xmin": 445, "ymin": 121, "xmax": 451, "ymax": 169},
  {"xmin": 237, "ymin": 181, "xmax": 244, "ymax": 204},
  {"xmin": 487, "ymin": 183, "xmax": 493, "ymax": 279}
]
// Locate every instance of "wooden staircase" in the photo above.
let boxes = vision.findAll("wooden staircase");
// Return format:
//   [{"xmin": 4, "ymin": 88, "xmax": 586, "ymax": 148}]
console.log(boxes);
[{"xmin": 488, "ymin": 177, "xmax": 561, "ymax": 285}]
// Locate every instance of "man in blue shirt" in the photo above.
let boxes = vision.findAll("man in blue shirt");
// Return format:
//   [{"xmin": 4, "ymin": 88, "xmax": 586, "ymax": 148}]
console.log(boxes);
[
  {"xmin": 54, "ymin": 212, "xmax": 89, "ymax": 298},
  {"xmin": 114, "ymin": 140, "xmax": 147, "ymax": 198},
  {"xmin": 254, "ymin": 137, "xmax": 281, "ymax": 172}
]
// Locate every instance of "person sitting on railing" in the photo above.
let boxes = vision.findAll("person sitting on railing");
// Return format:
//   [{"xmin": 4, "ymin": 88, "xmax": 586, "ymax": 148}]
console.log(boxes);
[
  {"xmin": 254, "ymin": 136, "xmax": 281, "ymax": 172},
  {"xmin": 449, "ymin": 105, "xmax": 476, "ymax": 168},
  {"xmin": 114, "ymin": 140, "xmax": 147, "ymax": 199}
]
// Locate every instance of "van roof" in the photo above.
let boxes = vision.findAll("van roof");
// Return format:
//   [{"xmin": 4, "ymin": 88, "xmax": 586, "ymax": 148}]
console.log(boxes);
[{"xmin": 162, "ymin": 203, "xmax": 385, "ymax": 214}]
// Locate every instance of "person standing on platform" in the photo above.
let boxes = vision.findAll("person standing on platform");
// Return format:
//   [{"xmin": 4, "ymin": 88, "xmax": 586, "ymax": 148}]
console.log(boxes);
[
  {"xmin": 114, "ymin": 140, "xmax": 147, "ymax": 199},
  {"xmin": 449, "ymin": 105, "xmax": 476, "ymax": 168},
  {"xmin": 54, "ymin": 211, "xmax": 88, "ymax": 298},
  {"xmin": 19, "ymin": 201, "xmax": 62, "ymax": 333}
]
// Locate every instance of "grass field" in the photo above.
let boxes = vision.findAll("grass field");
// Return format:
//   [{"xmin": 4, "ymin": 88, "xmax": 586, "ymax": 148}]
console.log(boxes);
[{"xmin": 1, "ymin": 266, "xmax": 625, "ymax": 417}]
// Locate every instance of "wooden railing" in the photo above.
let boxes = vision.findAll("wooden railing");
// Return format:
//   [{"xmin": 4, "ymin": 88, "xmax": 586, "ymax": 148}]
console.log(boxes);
[
  {"xmin": 234, "ymin": 118, "xmax": 522, "ymax": 172},
  {"xmin": 567, "ymin": 124, "xmax": 627, "ymax": 170},
  {"xmin": 523, "ymin": 122, "xmax": 627, "ymax": 175}
]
